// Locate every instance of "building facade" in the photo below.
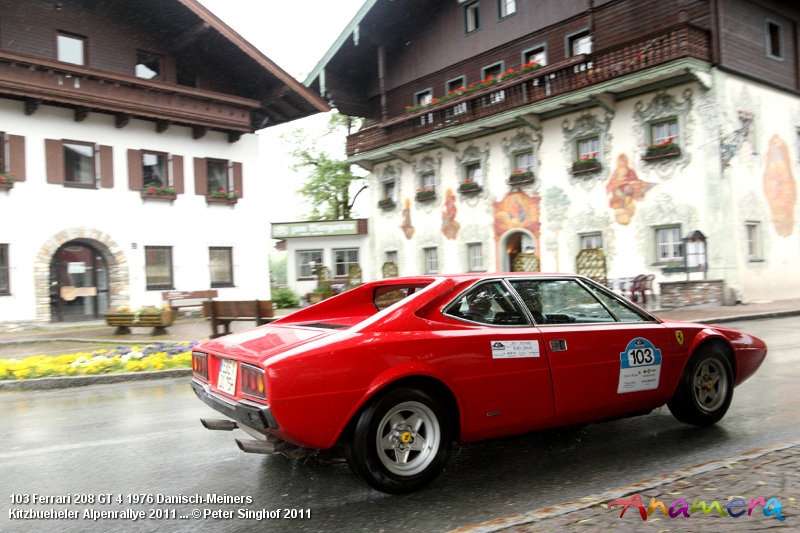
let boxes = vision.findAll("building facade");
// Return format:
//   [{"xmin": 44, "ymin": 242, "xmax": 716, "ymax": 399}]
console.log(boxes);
[
  {"xmin": 307, "ymin": 0, "xmax": 800, "ymax": 303},
  {"xmin": 272, "ymin": 219, "xmax": 370, "ymax": 298},
  {"xmin": 0, "ymin": 0, "xmax": 328, "ymax": 324}
]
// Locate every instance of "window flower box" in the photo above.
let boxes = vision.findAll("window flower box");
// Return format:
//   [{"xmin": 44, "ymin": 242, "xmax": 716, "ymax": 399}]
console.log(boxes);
[
  {"xmin": 508, "ymin": 170, "xmax": 535, "ymax": 186},
  {"xmin": 141, "ymin": 185, "xmax": 177, "ymax": 200},
  {"xmin": 571, "ymin": 158, "xmax": 602, "ymax": 175},
  {"xmin": 104, "ymin": 307, "xmax": 176, "ymax": 335},
  {"xmin": 378, "ymin": 197, "xmax": 396, "ymax": 210},
  {"xmin": 415, "ymin": 188, "xmax": 436, "ymax": 203},
  {"xmin": 0, "ymin": 173, "xmax": 14, "ymax": 190},
  {"xmin": 643, "ymin": 140, "xmax": 681, "ymax": 161},
  {"xmin": 458, "ymin": 180, "xmax": 482, "ymax": 195},
  {"xmin": 206, "ymin": 190, "xmax": 239, "ymax": 205}
]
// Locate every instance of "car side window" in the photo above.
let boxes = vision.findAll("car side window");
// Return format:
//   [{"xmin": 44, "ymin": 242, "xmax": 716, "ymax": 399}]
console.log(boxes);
[
  {"xmin": 509, "ymin": 279, "xmax": 616, "ymax": 324},
  {"xmin": 444, "ymin": 281, "xmax": 528, "ymax": 325}
]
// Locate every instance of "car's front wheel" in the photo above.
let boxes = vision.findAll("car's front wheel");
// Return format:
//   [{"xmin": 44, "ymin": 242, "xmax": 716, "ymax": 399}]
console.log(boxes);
[
  {"xmin": 668, "ymin": 344, "xmax": 733, "ymax": 426},
  {"xmin": 345, "ymin": 387, "xmax": 452, "ymax": 494}
]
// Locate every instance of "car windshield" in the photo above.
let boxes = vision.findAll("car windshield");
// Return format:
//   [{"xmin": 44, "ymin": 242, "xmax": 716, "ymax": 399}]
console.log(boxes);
[{"xmin": 509, "ymin": 278, "xmax": 654, "ymax": 324}]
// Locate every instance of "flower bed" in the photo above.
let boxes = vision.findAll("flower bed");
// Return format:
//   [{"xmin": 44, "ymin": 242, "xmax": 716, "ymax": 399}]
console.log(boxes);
[{"xmin": 0, "ymin": 342, "xmax": 196, "ymax": 381}]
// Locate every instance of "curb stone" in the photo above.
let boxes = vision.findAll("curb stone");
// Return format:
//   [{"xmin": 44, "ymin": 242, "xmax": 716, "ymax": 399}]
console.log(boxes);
[
  {"xmin": 0, "ymin": 368, "xmax": 191, "ymax": 391},
  {"xmin": 450, "ymin": 438, "xmax": 800, "ymax": 532}
]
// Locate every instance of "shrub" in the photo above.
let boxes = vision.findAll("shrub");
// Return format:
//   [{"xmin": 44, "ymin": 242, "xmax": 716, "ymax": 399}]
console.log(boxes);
[{"xmin": 272, "ymin": 287, "xmax": 300, "ymax": 308}]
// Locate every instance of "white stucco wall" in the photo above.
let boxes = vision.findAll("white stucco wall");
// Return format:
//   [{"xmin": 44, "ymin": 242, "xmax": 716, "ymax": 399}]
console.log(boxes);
[{"xmin": 0, "ymin": 98, "xmax": 270, "ymax": 323}]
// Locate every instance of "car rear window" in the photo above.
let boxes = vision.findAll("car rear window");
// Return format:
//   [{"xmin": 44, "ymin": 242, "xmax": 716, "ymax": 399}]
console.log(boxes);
[{"xmin": 373, "ymin": 284, "xmax": 429, "ymax": 311}]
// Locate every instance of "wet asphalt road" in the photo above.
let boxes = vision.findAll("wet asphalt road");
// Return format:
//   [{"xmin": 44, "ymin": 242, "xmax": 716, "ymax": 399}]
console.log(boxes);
[{"xmin": 1, "ymin": 317, "xmax": 798, "ymax": 532}]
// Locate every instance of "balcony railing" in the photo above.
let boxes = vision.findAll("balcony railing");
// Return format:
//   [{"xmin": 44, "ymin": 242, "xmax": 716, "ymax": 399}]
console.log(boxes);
[
  {"xmin": 347, "ymin": 24, "xmax": 711, "ymax": 157},
  {"xmin": 0, "ymin": 50, "xmax": 259, "ymax": 133}
]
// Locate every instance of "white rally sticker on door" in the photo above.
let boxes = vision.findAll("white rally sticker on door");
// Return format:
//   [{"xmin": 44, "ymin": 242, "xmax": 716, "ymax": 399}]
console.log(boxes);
[
  {"xmin": 617, "ymin": 337, "xmax": 662, "ymax": 393},
  {"xmin": 491, "ymin": 340, "xmax": 540, "ymax": 359}
]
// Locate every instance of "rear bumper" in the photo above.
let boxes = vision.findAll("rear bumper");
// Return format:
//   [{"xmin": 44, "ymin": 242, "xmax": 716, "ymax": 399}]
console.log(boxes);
[{"xmin": 191, "ymin": 378, "xmax": 278, "ymax": 431}]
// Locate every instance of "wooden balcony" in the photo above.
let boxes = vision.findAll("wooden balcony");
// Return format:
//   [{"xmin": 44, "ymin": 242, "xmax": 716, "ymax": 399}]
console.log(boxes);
[
  {"xmin": 0, "ymin": 50, "xmax": 259, "ymax": 135},
  {"xmin": 347, "ymin": 24, "xmax": 711, "ymax": 158}
]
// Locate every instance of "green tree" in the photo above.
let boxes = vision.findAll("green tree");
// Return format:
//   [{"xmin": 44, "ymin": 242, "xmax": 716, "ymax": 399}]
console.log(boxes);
[{"xmin": 286, "ymin": 112, "xmax": 366, "ymax": 220}]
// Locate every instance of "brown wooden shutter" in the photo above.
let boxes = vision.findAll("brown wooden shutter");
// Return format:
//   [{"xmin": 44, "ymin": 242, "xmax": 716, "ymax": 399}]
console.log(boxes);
[
  {"xmin": 232, "ymin": 161, "xmax": 243, "ymax": 198},
  {"xmin": 194, "ymin": 157, "xmax": 207, "ymax": 195},
  {"xmin": 171, "ymin": 154, "xmax": 184, "ymax": 194},
  {"xmin": 98, "ymin": 145, "xmax": 113, "ymax": 188},
  {"xmin": 8, "ymin": 135, "xmax": 25, "ymax": 182},
  {"xmin": 45, "ymin": 139, "xmax": 65, "ymax": 184},
  {"xmin": 127, "ymin": 149, "xmax": 142, "ymax": 190}
]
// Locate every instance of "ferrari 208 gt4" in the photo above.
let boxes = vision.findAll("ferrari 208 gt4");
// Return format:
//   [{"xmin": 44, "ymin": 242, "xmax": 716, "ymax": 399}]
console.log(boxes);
[{"xmin": 191, "ymin": 274, "xmax": 767, "ymax": 493}]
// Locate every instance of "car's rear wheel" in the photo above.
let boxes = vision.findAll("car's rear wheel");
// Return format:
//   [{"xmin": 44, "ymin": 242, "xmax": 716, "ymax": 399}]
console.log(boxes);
[
  {"xmin": 667, "ymin": 344, "xmax": 733, "ymax": 426},
  {"xmin": 345, "ymin": 387, "xmax": 452, "ymax": 494}
]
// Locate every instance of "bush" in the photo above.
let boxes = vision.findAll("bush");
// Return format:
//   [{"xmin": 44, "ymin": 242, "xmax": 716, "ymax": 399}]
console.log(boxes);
[{"xmin": 272, "ymin": 287, "xmax": 300, "ymax": 308}]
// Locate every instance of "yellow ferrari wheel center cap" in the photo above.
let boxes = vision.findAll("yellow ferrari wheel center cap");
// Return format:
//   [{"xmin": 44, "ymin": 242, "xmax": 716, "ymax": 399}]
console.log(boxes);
[
  {"xmin": 706, "ymin": 379, "xmax": 713, "ymax": 390},
  {"xmin": 400, "ymin": 431, "xmax": 413, "ymax": 444}
]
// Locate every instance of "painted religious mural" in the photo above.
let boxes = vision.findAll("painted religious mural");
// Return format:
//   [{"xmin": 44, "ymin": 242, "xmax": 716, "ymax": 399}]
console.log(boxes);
[
  {"xmin": 442, "ymin": 189, "xmax": 460, "ymax": 239},
  {"xmin": 493, "ymin": 190, "xmax": 541, "ymax": 243},
  {"xmin": 606, "ymin": 153, "xmax": 657, "ymax": 225},
  {"xmin": 763, "ymin": 134, "xmax": 797, "ymax": 237},
  {"xmin": 401, "ymin": 198, "xmax": 415, "ymax": 239}
]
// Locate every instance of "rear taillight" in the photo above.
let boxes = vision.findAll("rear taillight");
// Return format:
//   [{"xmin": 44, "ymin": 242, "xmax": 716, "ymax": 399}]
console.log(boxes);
[
  {"xmin": 241, "ymin": 363, "xmax": 266, "ymax": 400},
  {"xmin": 192, "ymin": 351, "xmax": 208, "ymax": 379}
]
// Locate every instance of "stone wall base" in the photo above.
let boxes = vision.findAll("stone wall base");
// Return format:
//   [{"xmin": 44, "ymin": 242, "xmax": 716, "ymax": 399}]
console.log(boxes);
[{"xmin": 659, "ymin": 279, "xmax": 725, "ymax": 309}]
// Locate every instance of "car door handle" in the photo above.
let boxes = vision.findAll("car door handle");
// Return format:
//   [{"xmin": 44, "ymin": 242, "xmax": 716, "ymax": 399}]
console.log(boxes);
[{"xmin": 549, "ymin": 339, "xmax": 568, "ymax": 352}]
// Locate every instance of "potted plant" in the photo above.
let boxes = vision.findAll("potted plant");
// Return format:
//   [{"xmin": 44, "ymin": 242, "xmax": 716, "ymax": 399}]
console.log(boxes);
[
  {"xmin": 104, "ymin": 306, "xmax": 176, "ymax": 335},
  {"xmin": 458, "ymin": 179, "xmax": 482, "ymax": 194},
  {"xmin": 415, "ymin": 187, "xmax": 436, "ymax": 202},
  {"xmin": 571, "ymin": 156, "xmax": 602, "ymax": 175},
  {"xmin": 378, "ymin": 196, "xmax": 396, "ymax": 210},
  {"xmin": 306, "ymin": 286, "xmax": 334, "ymax": 304},
  {"xmin": 207, "ymin": 189, "xmax": 239, "ymax": 204},
  {"xmin": 643, "ymin": 138, "xmax": 681, "ymax": 161},
  {"xmin": 141, "ymin": 185, "xmax": 177, "ymax": 200},
  {"xmin": 508, "ymin": 169, "xmax": 535, "ymax": 185},
  {"xmin": 0, "ymin": 172, "xmax": 14, "ymax": 190}
]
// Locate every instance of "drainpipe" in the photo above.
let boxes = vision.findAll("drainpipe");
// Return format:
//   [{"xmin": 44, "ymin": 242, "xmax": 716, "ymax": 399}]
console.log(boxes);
[{"xmin": 378, "ymin": 44, "xmax": 387, "ymax": 122}]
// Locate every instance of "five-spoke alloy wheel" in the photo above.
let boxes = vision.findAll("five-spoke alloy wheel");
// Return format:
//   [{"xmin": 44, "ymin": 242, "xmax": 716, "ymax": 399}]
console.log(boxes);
[
  {"xmin": 668, "ymin": 344, "xmax": 734, "ymax": 426},
  {"xmin": 346, "ymin": 388, "xmax": 452, "ymax": 494}
]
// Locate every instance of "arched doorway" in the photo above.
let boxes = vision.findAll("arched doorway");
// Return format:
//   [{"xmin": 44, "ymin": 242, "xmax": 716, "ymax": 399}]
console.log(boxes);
[
  {"xmin": 502, "ymin": 230, "xmax": 539, "ymax": 272},
  {"xmin": 49, "ymin": 241, "xmax": 109, "ymax": 322}
]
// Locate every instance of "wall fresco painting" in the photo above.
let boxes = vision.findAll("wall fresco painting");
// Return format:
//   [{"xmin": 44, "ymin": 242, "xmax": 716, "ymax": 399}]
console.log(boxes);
[
  {"xmin": 493, "ymin": 190, "xmax": 541, "ymax": 248},
  {"xmin": 401, "ymin": 198, "xmax": 415, "ymax": 239},
  {"xmin": 441, "ymin": 188, "xmax": 460, "ymax": 239},
  {"xmin": 763, "ymin": 134, "xmax": 796, "ymax": 237},
  {"xmin": 606, "ymin": 153, "xmax": 657, "ymax": 225}
]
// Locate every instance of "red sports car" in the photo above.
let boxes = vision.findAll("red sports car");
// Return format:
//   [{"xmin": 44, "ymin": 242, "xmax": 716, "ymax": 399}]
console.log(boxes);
[{"xmin": 191, "ymin": 274, "xmax": 767, "ymax": 494}]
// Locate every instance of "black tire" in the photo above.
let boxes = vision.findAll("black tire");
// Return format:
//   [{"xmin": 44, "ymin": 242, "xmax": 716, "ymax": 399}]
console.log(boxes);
[
  {"xmin": 668, "ymin": 344, "xmax": 734, "ymax": 426},
  {"xmin": 345, "ymin": 387, "xmax": 452, "ymax": 494}
]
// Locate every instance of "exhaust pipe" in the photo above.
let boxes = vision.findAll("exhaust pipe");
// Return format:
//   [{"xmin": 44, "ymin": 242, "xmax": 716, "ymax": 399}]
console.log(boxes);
[
  {"xmin": 236, "ymin": 438, "xmax": 276, "ymax": 454},
  {"xmin": 201, "ymin": 418, "xmax": 238, "ymax": 431},
  {"xmin": 235, "ymin": 437, "xmax": 315, "ymax": 459}
]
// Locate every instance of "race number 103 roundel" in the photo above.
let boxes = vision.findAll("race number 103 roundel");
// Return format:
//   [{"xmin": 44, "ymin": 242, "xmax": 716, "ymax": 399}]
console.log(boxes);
[{"xmin": 617, "ymin": 337, "xmax": 662, "ymax": 393}]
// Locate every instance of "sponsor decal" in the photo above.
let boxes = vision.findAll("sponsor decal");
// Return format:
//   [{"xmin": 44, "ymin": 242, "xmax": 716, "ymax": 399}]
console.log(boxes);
[
  {"xmin": 491, "ymin": 340, "xmax": 540, "ymax": 359},
  {"xmin": 617, "ymin": 337, "xmax": 662, "ymax": 393}
]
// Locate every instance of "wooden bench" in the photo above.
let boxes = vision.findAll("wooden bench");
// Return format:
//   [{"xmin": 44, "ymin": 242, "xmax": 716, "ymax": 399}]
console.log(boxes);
[
  {"xmin": 162, "ymin": 290, "xmax": 218, "ymax": 313},
  {"xmin": 202, "ymin": 300, "xmax": 275, "ymax": 338}
]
